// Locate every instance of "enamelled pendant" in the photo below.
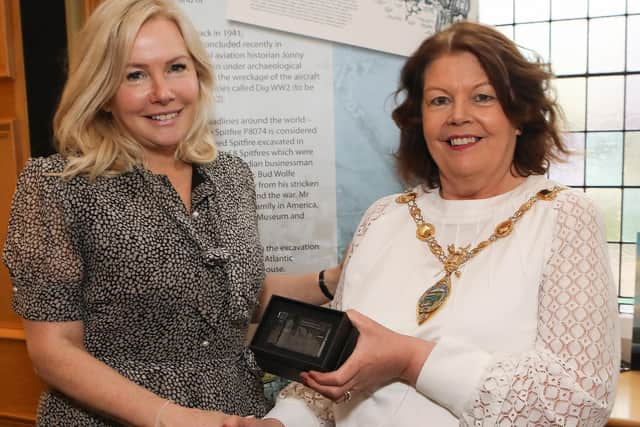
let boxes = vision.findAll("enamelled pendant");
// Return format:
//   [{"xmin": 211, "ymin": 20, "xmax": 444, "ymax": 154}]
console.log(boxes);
[
  {"xmin": 417, "ymin": 274, "xmax": 451, "ymax": 324},
  {"xmin": 416, "ymin": 243, "xmax": 467, "ymax": 324}
]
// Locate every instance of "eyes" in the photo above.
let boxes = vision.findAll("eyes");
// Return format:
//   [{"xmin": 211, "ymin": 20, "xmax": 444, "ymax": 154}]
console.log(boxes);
[
  {"xmin": 125, "ymin": 70, "xmax": 145, "ymax": 82},
  {"xmin": 472, "ymin": 93, "xmax": 496, "ymax": 103},
  {"xmin": 424, "ymin": 92, "xmax": 497, "ymax": 107},
  {"xmin": 429, "ymin": 96, "xmax": 450, "ymax": 106},
  {"xmin": 124, "ymin": 62, "xmax": 190, "ymax": 82},
  {"xmin": 169, "ymin": 63, "xmax": 188, "ymax": 73}
]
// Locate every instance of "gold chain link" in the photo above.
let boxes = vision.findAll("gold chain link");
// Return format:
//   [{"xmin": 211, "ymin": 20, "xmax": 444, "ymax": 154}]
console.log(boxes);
[{"xmin": 398, "ymin": 186, "xmax": 566, "ymax": 275}]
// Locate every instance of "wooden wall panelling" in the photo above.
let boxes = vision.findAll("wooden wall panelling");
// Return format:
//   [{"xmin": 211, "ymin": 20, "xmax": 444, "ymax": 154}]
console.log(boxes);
[
  {"xmin": 0, "ymin": 1, "xmax": 40, "ymax": 426},
  {"xmin": 0, "ymin": 0, "xmax": 13, "ymax": 77},
  {"xmin": 0, "ymin": 329, "xmax": 43, "ymax": 426},
  {"xmin": 0, "ymin": 0, "xmax": 28, "ymax": 166},
  {"xmin": 0, "ymin": 419, "xmax": 33, "ymax": 427},
  {"xmin": 0, "ymin": 120, "xmax": 20, "ymax": 329},
  {"xmin": 0, "ymin": 0, "xmax": 28, "ymax": 328}
]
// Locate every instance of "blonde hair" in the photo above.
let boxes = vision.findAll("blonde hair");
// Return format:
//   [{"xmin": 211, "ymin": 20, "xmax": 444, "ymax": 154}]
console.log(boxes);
[{"xmin": 54, "ymin": 0, "xmax": 216, "ymax": 179}]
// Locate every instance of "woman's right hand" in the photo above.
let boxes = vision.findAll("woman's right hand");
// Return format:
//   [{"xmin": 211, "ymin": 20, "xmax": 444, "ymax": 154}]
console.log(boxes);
[
  {"xmin": 301, "ymin": 309, "xmax": 434, "ymax": 401},
  {"xmin": 157, "ymin": 402, "xmax": 229, "ymax": 427}
]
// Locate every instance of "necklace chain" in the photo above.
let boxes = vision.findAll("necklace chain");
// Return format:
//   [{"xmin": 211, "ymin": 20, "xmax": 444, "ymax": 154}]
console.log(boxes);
[{"xmin": 396, "ymin": 185, "xmax": 566, "ymax": 324}]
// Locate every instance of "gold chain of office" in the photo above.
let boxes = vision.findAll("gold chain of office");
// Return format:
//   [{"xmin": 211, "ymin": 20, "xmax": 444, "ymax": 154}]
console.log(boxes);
[{"xmin": 396, "ymin": 186, "xmax": 566, "ymax": 325}]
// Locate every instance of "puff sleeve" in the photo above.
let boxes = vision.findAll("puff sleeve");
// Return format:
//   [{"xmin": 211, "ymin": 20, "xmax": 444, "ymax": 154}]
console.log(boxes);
[{"xmin": 3, "ymin": 157, "xmax": 85, "ymax": 321}]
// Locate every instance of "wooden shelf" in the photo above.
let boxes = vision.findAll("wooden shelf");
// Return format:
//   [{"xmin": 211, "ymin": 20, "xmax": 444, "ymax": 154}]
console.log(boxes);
[{"xmin": 608, "ymin": 371, "xmax": 640, "ymax": 426}]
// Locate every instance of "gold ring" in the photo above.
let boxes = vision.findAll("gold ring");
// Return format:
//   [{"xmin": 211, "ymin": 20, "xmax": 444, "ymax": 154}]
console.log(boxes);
[{"xmin": 344, "ymin": 390, "xmax": 352, "ymax": 402}]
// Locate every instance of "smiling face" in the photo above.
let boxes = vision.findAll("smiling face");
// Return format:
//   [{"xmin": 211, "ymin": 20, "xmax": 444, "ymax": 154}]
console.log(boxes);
[
  {"xmin": 421, "ymin": 51, "xmax": 523, "ymax": 199},
  {"xmin": 108, "ymin": 16, "xmax": 199, "ymax": 160}
]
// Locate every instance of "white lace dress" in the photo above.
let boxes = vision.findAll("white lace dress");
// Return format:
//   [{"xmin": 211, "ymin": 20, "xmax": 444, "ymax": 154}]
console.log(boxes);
[{"xmin": 266, "ymin": 175, "xmax": 620, "ymax": 427}]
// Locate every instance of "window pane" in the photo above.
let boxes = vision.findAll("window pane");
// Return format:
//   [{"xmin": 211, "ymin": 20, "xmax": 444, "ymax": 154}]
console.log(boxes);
[
  {"xmin": 515, "ymin": 22, "xmax": 549, "ymax": 62},
  {"xmin": 621, "ymin": 304, "xmax": 634, "ymax": 314},
  {"xmin": 552, "ymin": 0, "xmax": 588, "ymax": 19},
  {"xmin": 589, "ymin": 0, "xmax": 626, "ymax": 17},
  {"xmin": 627, "ymin": 75, "xmax": 640, "ymax": 129},
  {"xmin": 495, "ymin": 24, "xmax": 514, "ymax": 40},
  {"xmin": 629, "ymin": 2, "xmax": 640, "ymax": 13},
  {"xmin": 515, "ymin": 0, "xmax": 550, "ymax": 22},
  {"xmin": 555, "ymin": 77, "xmax": 586, "ymax": 131},
  {"xmin": 622, "ymin": 189, "xmax": 640, "ymax": 243},
  {"xmin": 588, "ymin": 16, "xmax": 626, "ymax": 73},
  {"xmin": 479, "ymin": 0, "xmax": 514, "ymax": 25},
  {"xmin": 624, "ymin": 132, "xmax": 640, "ymax": 185},
  {"xmin": 551, "ymin": 20, "xmax": 587, "ymax": 75},
  {"xmin": 620, "ymin": 244, "xmax": 636, "ymax": 297},
  {"xmin": 549, "ymin": 133, "xmax": 585, "ymax": 186},
  {"xmin": 585, "ymin": 188, "xmax": 621, "ymax": 241},
  {"xmin": 628, "ymin": 15, "xmax": 640, "ymax": 71},
  {"xmin": 586, "ymin": 132, "xmax": 623, "ymax": 185},
  {"xmin": 587, "ymin": 76, "xmax": 624, "ymax": 131},
  {"xmin": 608, "ymin": 243, "xmax": 620, "ymax": 289}
]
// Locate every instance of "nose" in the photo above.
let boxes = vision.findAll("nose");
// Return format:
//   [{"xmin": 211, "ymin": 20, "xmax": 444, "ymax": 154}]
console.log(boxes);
[
  {"xmin": 447, "ymin": 99, "xmax": 472, "ymax": 125},
  {"xmin": 149, "ymin": 75, "xmax": 175, "ymax": 104}
]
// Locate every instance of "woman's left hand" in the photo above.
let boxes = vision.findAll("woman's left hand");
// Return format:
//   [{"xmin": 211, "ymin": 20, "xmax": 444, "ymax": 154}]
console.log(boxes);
[{"xmin": 301, "ymin": 310, "xmax": 435, "ymax": 401}]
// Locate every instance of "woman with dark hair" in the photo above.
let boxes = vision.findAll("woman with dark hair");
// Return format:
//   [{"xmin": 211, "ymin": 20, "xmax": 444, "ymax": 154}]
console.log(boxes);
[
  {"xmin": 222, "ymin": 21, "xmax": 619, "ymax": 427},
  {"xmin": 393, "ymin": 21, "xmax": 566, "ymax": 189}
]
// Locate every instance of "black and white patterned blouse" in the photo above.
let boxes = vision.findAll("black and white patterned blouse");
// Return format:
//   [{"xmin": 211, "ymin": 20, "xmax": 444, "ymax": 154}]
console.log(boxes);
[{"xmin": 3, "ymin": 152, "xmax": 270, "ymax": 425}]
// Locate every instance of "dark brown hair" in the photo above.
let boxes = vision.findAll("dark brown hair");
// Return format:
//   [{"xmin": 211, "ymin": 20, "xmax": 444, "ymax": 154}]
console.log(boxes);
[{"xmin": 392, "ymin": 21, "xmax": 568, "ymax": 188}]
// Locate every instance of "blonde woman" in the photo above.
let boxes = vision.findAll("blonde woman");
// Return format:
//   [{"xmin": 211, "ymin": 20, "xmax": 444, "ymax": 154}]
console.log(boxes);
[{"xmin": 3, "ymin": 0, "xmax": 339, "ymax": 425}]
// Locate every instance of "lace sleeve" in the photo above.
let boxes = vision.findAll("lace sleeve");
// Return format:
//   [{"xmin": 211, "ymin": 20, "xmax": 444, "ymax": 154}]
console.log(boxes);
[
  {"xmin": 272, "ymin": 382, "xmax": 335, "ymax": 426},
  {"xmin": 461, "ymin": 191, "xmax": 620, "ymax": 426},
  {"xmin": 331, "ymin": 194, "xmax": 395, "ymax": 311}
]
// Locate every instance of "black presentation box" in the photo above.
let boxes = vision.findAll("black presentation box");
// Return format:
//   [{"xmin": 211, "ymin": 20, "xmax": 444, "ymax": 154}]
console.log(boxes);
[{"xmin": 250, "ymin": 295, "xmax": 359, "ymax": 382}]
